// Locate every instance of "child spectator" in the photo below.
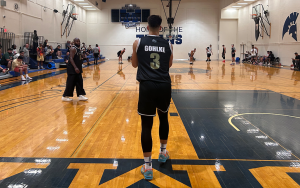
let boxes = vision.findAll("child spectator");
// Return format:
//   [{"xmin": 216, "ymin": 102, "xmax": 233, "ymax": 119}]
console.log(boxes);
[
  {"xmin": 11, "ymin": 56, "xmax": 32, "ymax": 80},
  {"xmin": 37, "ymin": 43, "xmax": 44, "ymax": 69}
]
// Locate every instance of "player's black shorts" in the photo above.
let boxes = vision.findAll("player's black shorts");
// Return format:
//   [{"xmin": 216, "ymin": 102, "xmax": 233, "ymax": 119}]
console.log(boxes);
[
  {"xmin": 222, "ymin": 53, "xmax": 225, "ymax": 59},
  {"xmin": 207, "ymin": 54, "xmax": 211, "ymax": 58},
  {"xmin": 94, "ymin": 53, "xmax": 99, "ymax": 58},
  {"xmin": 138, "ymin": 81, "xmax": 171, "ymax": 116},
  {"xmin": 232, "ymin": 53, "xmax": 236, "ymax": 58},
  {"xmin": 83, "ymin": 58, "xmax": 88, "ymax": 61}
]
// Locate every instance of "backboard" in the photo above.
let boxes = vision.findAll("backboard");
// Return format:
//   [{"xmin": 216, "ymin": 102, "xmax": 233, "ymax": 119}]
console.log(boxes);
[
  {"xmin": 252, "ymin": 4, "xmax": 262, "ymax": 19},
  {"xmin": 163, "ymin": 28, "xmax": 178, "ymax": 40}
]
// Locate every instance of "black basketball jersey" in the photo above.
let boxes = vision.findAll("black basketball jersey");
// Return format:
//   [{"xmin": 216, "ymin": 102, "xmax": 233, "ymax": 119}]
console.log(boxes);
[
  {"xmin": 136, "ymin": 35, "xmax": 172, "ymax": 83},
  {"xmin": 232, "ymin": 47, "xmax": 236, "ymax": 53},
  {"xmin": 67, "ymin": 45, "xmax": 83, "ymax": 74}
]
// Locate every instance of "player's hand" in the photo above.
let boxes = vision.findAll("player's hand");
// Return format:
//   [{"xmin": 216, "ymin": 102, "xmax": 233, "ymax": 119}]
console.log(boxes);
[{"xmin": 75, "ymin": 67, "xmax": 80, "ymax": 74}]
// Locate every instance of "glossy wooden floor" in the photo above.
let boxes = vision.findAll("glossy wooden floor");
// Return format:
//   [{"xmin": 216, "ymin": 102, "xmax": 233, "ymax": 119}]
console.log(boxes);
[{"xmin": 0, "ymin": 60, "xmax": 300, "ymax": 187}]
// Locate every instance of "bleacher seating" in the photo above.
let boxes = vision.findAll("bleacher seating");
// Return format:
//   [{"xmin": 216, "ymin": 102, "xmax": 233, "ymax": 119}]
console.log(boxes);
[{"xmin": 0, "ymin": 49, "xmax": 106, "ymax": 80}]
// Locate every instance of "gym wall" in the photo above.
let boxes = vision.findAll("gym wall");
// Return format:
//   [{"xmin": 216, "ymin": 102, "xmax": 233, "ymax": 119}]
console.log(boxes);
[
  {"xmin": 237, "ymin": 0, "xmax": 300, "ymax": 65},
  {"xmin": 219, "ymin": 9, "xmax": 238, "ymax": 60},
  {"xmin": 86, "ymin": 0, "xmax": 220, "ymax": 60},
  {"xmin": 0, "ymin": 0, "xmax": 87, "ymax": 49}
]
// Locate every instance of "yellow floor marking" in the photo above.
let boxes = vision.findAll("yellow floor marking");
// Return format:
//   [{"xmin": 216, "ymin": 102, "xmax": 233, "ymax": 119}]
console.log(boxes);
[
  {"xmin": 68, "ymin": 163, "xmax": 117, "ymax": 188},
  {"xmin": 228, "ymin": 113, "xmax": 300, "ymax": 131},
  {"xmin": 173, "ymin": 165, "xmax": 226, "ymax": 188},
  {"xmin": 250, "ymin": 166, "xmax": 300, "ymax": 188},
  {"xmin": 97, "ymin": 165, "xmax": 190, "ymax": 188}
]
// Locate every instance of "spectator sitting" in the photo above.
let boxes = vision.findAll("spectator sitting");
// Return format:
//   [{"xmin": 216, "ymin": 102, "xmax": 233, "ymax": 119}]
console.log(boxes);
[
  {"xmin": 0, "ymin": 48, "xmax": 13, "ymax": 69},
  {"xmin": 87, "ymin": 45, "xmax": 92, "ymax": 54},
  {"xmin": 260, "ymin": 51, "xmax": 269, "ymax": 65},
  {"xmin": 43, "ymin": 39, "xmax": 48, "ymax": 48},
  {"xmin": 23, "ymin": 43, "xmax": 30, "ymax": 66},
  {"xmin": 0, "ymin": 66, "xmax": 9, "ymax": 74},
  {"xmin": 45, "ymin": 45, "xmax": 54, "ymax": 58},
  {"xmin": 54, "ymin": 45, "xmax": 63, "ymax": 59},
  {"xmin": 267, "ymin": 51, "xmax": 275, "ymax": 66},
  {"xmin": 12, "ymin": 44, "xmax": 18, "ymax": 57},
  {"xmin": 292, "ymin": 52, "xmax": 300, "ymax": 70},
  {"xmin": 11, "ymin": 56, "xmax": 32, "ymax": 80},
  {"xmin": 64, "ymin": 52, "xmax": 69, "ymax": 63}
]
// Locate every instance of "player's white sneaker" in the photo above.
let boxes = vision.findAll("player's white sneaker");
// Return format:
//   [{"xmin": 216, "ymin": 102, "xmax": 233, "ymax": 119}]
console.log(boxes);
[
  {"xmin": 62, "ymin": 97, "xmax": 73, "ymax": 102},
  {"xmin": 21, "ymin": 75, "xmax": 26, "ymax": 81},
  {"xmin": 78, "ymin": 95, "xmax": 88, "ymax": 101}
]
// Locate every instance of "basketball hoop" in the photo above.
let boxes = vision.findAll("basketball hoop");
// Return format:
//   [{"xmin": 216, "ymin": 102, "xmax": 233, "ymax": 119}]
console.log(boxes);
[{"xmin": 250, "ymin": 14, "xmax": 257, "ymax": 19}]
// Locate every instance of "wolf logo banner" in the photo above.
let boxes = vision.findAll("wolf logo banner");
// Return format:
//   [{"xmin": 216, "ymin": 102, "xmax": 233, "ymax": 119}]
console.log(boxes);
[{"xmin": 282, "ymin": 12, "xmax": 299, "ymax": 41}]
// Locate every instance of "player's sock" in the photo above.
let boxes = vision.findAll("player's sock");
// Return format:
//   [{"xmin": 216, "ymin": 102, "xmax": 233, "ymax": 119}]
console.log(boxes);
[
  {"xmin": 160, "ymin": 144, "xmax": 167, "ymax": 154},
  {"xmin": 144, "ymin": 156, "xmax": 152, "ymax": 170}
]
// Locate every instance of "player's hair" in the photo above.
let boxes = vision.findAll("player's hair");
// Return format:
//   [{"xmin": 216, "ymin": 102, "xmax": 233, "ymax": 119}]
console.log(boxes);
[
  {"xmin": 96, "ymin": 44, "xmax": 98, "ymax": 47},
  {"xmin": 147, "ymin": 15, "xmax": 162, "ymax": 29}
]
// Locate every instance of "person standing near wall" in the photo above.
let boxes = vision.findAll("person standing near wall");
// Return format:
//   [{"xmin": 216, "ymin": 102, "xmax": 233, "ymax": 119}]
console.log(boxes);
[
  {"xmin": 189, "ymin": 48, "xmax": 196, "ymax": 65},
  {"xmin": 23, "ymin": 43, "xmax": 30, "ymax": 66},
  {"xmin": 33, "ymin": 30, "xmax": 39, "ymax": 54},
  {"xmin": 231, "ymin": 44, "xmax": 236, "ymax": 65},
  {"xmin": 292, "ymin": 52, "xmax": 300, "ymax": 70},
  {"xmin": 93, "ymin": 44, "xmax": 100, "ymax": 65},
  {"xmin": 37, "ymin": 43, "xmax": 44, "ymax": 69},
  {"xmin": 62, "ymin": 38, "xmax": 88, "ymax": 102},
  {"xmin": 118, "ymin": 48, "xmax": 126, "ymax": 64},
  {"xmin": 206, "ymin": 45, "xmax": 212, "ymax": 62},
  {"xmin": 222, "ymin": 45, "xmax": 226, "ymax": 63}
]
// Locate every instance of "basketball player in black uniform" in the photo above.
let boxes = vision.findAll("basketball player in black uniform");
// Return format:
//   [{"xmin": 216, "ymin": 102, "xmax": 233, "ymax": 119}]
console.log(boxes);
[
  {"xmin": 62, "ymin": 38, "xmax": 88, "ymax": 102},
  {"xmin": 132, "ymin": 15, "xmax": 173, "ymax": 180},
  {"xmin": 222, "ymin": 45, "xmax": 226, "ymax": 63},
  {"xmin": 231, "ymin": 44, "xmax": 236, "ymax": 65}
]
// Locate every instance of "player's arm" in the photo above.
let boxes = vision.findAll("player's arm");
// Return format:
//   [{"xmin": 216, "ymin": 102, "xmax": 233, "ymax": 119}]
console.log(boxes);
[
  {"xmin": 225, "ymin": 47, "xmax": 226, "ymax": 53},
  {"xmin": 132, "ymin": 40, "xmax": 139, "ymax": 68},
  {"xmin": 169, "ymin": 44, "xmax": 173, "ymax": 68},
  {"xmin": 255, "ymin": 47, "xmax": 258, "ymax": 55}
]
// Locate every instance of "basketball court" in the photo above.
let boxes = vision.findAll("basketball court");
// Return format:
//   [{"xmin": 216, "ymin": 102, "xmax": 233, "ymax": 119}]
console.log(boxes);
[{"xmin": 1, "ymin": 0, "xmax": 300, "ymax": 187}]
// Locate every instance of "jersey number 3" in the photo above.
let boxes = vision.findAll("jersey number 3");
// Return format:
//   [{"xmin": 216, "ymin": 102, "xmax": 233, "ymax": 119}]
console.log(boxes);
[{"xmin": 150, "ymin": 53, "xmax": 160, "ymax": 69}]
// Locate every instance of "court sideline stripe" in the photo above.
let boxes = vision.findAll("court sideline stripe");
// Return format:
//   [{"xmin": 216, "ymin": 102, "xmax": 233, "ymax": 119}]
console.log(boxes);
[
  {"xmin": 0, "ymin": 95, "xmax": 61, "ymax": 113},
  {"xmin": 0, "ymin": 93, "xmax": 61, "ymax": 109},
  {"xmin": 70, "ymin": 74, "xmax": 133, "ymax": 158}
]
